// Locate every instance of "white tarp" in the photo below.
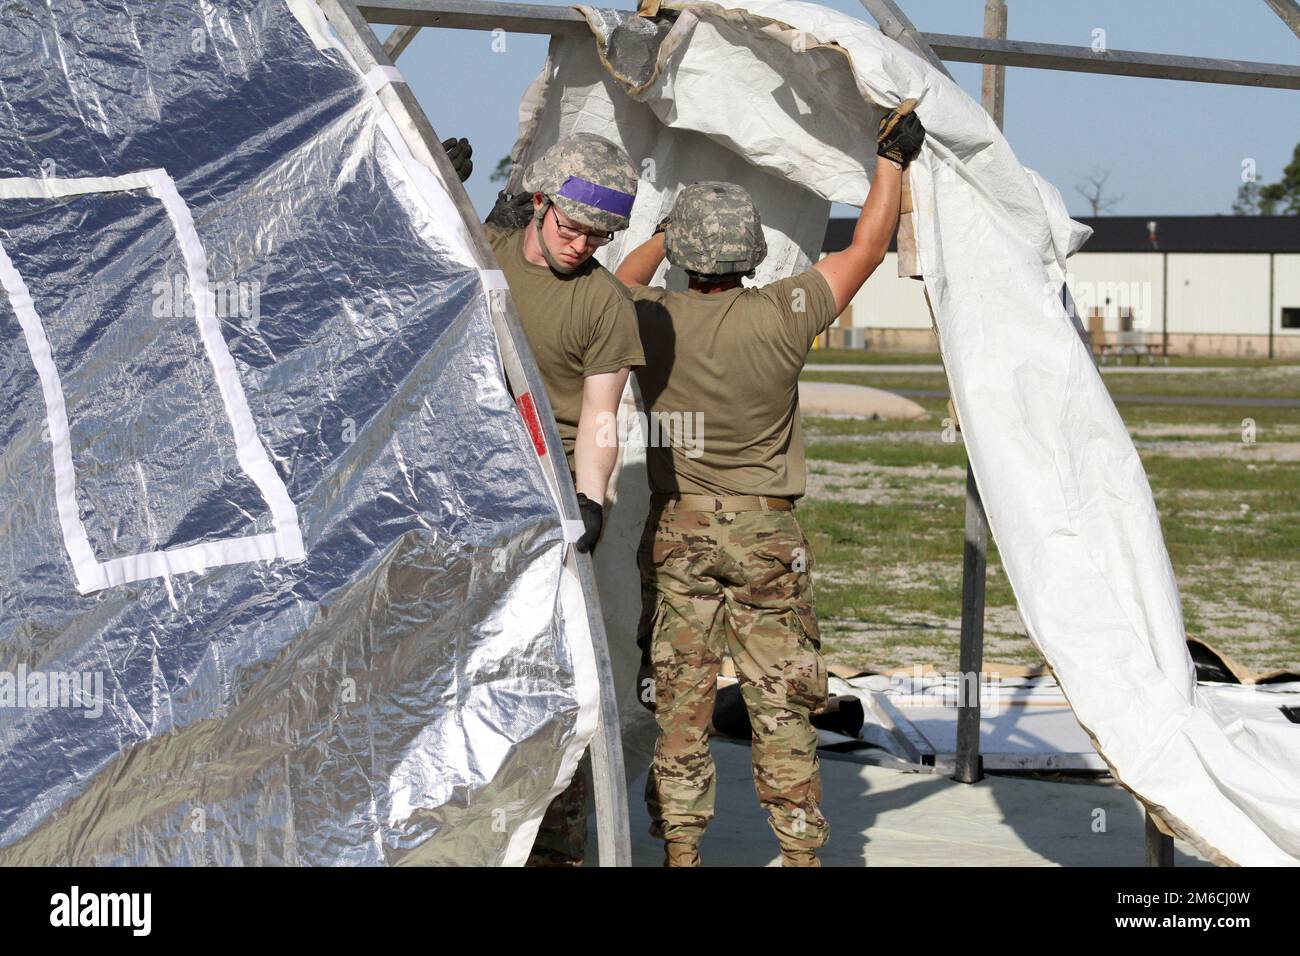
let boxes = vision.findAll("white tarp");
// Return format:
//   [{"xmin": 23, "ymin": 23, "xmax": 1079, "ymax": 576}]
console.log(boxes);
[{"xmin": 514, "ymin": 1, "xmax": 1299, "ymax": 864}]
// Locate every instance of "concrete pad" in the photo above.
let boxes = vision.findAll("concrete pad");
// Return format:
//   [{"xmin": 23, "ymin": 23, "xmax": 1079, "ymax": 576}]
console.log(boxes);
[{"xmin": 622, "ymin": 738, "xmax": 1213, "ymax": 867}]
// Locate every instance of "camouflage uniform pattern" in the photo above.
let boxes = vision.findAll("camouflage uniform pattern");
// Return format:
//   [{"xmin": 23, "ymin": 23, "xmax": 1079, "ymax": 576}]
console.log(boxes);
[
  {"xmin": 521, "ymin": 132, "xmax": 639, "ymax": 234},
  {"xmin": 637, "ymin": 505, "xmax": 829, "ymax": 856},
  {"xmin": 525, "ymin": 760, "xmax": 589, "ymax": 866},
  {"xmin": 664, "ymin": 181, "xmax": 767, "ymax": 276}
]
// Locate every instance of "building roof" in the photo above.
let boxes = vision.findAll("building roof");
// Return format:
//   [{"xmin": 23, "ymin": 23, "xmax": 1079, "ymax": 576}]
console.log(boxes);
[{"xmin": 822, "ymin": 215, "xmax": 1300, "ymax": 254}]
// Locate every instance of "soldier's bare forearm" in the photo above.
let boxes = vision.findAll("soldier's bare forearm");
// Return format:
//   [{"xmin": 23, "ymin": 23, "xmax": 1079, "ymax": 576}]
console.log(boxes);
[
  {"xmin": 813, "ymin": 156, "xmax": 901, "ymax": 314},
  {"xmin": 574, "ymin": 428, "xmax": 619, "ymax": 503},
  {"xmin": 574, "ymin": 368, "xmax": 630, "ymax": 502},
  {"xmin": 615, "ymin": 233, "xmax": 667, "ymax": 287}
]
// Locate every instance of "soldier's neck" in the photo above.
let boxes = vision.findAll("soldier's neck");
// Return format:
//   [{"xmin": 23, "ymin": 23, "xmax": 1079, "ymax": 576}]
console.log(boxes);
[{"xmin": 687, "ymin": 279, "xmax": 743, "ymax": 294}]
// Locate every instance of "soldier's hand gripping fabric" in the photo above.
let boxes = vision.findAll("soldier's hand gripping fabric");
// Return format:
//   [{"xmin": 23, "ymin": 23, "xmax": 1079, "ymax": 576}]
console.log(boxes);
[{"xmin": 875, "ymin": 100, "xmax": 925, "ymax": 168}]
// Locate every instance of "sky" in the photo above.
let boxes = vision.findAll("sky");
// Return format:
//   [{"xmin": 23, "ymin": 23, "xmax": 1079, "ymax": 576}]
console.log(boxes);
[{"xmin": 378, "ymin": 0, "xmax": 1300, "ymax": 221}]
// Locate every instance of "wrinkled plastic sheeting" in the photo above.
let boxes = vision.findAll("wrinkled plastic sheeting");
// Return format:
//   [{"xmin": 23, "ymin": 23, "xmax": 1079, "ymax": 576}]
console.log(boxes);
[
  {"xmin": 533, "ymin": 1, "xmax": 1300, "ymax": 864},
  {"xmin": 0, "ymin": 0, "xmax": 596, "ymax": 865}
]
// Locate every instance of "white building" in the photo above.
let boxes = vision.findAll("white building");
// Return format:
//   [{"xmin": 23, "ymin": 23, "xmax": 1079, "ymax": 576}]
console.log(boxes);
[{"xmin": 823, "ymin": 215, "xmax": 1300, "ymax": 358}]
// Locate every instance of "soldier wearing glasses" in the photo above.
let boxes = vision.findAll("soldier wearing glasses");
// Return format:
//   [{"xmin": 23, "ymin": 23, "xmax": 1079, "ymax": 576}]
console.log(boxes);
[{"xmin": 454, "ymin": 133, "xmax": 644, "ymax": 865}]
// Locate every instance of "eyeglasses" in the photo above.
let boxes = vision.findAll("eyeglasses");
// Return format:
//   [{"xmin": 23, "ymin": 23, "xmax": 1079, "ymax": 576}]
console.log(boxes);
[{"xmin": 548, "ymin": 205, "xmax": 613, "ymax": 247}]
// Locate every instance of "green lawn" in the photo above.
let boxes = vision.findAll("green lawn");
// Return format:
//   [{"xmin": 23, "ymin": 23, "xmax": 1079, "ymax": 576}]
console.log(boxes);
[
  {"xmin": 802, "ymin": 366, "xmax": 1300, "ymax": 399},
  {"xmin": 809, "ymin": 347, "xmax": 1300, "ymax": 369},
  {"xmin": 799, "ymin": 362, "xmax": 1300, "ymax": 677}
]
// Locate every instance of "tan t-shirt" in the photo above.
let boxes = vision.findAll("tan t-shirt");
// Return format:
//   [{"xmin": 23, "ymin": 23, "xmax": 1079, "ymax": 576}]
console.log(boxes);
[
  {"xmin": 630, "ymin": 269, "xmax": 837, "ymax": 499},
  {"xmin": 487, "ymin": 226, "xmax": 644, "ymax": 468}
]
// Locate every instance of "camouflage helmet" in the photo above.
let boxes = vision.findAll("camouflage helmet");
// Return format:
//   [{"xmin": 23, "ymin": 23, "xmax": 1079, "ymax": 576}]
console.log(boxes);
[
  {"xmin": 522, "ymin": 133, "xmax": 639, "ymax": 234},
  {"xmin": 665, "ymin": 182, "xmax": 767, "ymax": 276}
]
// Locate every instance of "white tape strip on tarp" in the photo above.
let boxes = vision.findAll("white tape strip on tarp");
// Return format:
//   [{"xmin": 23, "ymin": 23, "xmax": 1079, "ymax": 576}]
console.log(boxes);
[
  {"xmin": 363, "ymin": 65, "xmax": 404, "ymax": 93},
  {"xmin": 479, "ymin": 269, "xmax": 510, "ymax": 291},
  {"xmin": 147, "ymin": 170, "xmax": 305, "ymax": 556},
  {"xmin": 0, "ymin": 239, "xmax": 101, "ymax": 587},
  {"xmin": 0, "ymin": 169, "xmax": 305, "ymax": 594},
  {"xmin": 284, "ymin": 0, "xmax": 334, "ymax": 50},
  {"xmin": 286, "ymin": 0, "xmax": 607, "ymax": 865}
]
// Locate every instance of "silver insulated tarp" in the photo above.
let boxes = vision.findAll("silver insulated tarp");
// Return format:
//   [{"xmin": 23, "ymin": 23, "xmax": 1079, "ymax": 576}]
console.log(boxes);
[{"xmin": 0, "ymin": 0, "xmax": 612, "ymax": 865}]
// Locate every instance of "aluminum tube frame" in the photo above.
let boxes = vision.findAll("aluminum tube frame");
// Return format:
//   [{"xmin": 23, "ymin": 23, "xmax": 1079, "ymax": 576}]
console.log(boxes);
[{"xmin": 358, "ymin": 0, "xmax": 1300, "ymax": 88}]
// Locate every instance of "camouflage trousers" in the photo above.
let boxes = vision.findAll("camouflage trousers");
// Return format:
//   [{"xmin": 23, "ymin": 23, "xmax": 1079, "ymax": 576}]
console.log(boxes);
[
  {"xmin": 637, "ymin": 505, "xmax": 829, "ymax": 854},
  {"xmin": 525, "ymin": 759, "xmax": 589, "ymax": 866}
]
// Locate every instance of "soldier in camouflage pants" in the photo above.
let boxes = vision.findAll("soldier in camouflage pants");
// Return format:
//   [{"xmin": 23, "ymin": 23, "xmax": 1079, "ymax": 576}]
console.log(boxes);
[
  {"xmin": 637, "ymin": 500, "xmax": 829, "ymax": 866},
  {"xmin": 619, "ymin": 107, "xmax": 925, "ymax": 866}
]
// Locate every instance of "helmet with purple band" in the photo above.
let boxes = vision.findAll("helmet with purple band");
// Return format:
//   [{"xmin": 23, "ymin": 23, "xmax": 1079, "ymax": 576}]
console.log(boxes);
[{"xmin": 522, "ymin": 133, "xmax": 639, "ymax": 234}]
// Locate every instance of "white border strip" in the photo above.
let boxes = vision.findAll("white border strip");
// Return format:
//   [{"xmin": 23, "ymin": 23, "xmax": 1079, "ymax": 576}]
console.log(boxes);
[
  {"xmin": 363, "ymin": 65, "xmax": 404, "ymax": 93},
  {"xmin": 290, "ymin": 1, "xmax": 607, "ymax": 865},
  {"xmin": 0, "ymin": 169, "xmax": 305, "ymax": 594}
]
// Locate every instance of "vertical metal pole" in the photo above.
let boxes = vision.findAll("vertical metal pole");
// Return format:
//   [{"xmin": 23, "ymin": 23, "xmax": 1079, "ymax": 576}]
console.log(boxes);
[
  {"xmin": 955, "ymin": 465, "xmax": 988, "ymax": 783},
  {"xmin": 1162, "ymin": 251, "xmax": 1169, "ymax": 356},
  {"xmin": 953, "ymin": 0, "xmax": 1005, "ymax": 786},
  {"xmin": 1146, "ymin": 812, "xmax": 1175, "ymax": 866},
  {"xmin": 1268, "ymin": 252, "xmax": 1275, "ymax": 360},
  {"xmin": 981, "ymin": 1, "xmax": 1007, "ymax": 128}
]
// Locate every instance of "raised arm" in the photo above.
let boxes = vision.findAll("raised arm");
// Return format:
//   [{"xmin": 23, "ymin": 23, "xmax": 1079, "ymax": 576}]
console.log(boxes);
[
  {"xmin": 813, "ymin": 103, "xmax": 926, "ymax": 316},
  {"xmin": 614, "ymin": 222, "xmax": 669, "ymax": 287}
]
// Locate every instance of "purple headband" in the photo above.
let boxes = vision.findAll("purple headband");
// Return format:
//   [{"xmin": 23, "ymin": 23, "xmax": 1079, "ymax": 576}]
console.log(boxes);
[{"xmin": 556, "ymin": 176, "xmax": 635, "ymax": 218}]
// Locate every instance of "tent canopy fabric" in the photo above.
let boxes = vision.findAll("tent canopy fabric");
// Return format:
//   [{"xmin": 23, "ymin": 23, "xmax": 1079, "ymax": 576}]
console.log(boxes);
[
  {"xmin": 0, "ymin": 0, "xmax": 604, "ymax": 866},
  {"xmin": 521, "ymin": 1, "xmax": 1299, "ymax": 865}
]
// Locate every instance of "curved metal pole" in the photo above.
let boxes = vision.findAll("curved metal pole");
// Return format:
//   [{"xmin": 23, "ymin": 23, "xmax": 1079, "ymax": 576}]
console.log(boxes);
[
  {"xmin": 383, "ymin": 24, "xmax": 421, "ymax": 59},
  {"xmin": 1263, "ymin": 0, "xmax": 1300, "ymax": 39},
  {"xmin": 857, "ymin": 0, "xmax": 954, "ymax": 79}
]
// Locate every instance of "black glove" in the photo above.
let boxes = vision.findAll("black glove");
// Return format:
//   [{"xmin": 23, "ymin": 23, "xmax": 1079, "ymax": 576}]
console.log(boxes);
[
  {"xmin": 574, "ymin": 493, "xmax": 604, "ymax": 554},
  {"xmin": 441, "ymin": 136, "xmax": 473, "ymax": 182},
  {"xmin": 485, "ymin": 190, "xmax": 535, "ymax": 230},
  {"xmin": 876, "ymin": 102, "xmax": 925, "ymax": 168}
]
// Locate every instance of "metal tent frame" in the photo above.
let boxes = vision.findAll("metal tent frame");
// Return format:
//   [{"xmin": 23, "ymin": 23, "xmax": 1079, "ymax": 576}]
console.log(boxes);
[{"xmin": 323, "ymin": 0, "xmax": 1300, "ymax": 867}]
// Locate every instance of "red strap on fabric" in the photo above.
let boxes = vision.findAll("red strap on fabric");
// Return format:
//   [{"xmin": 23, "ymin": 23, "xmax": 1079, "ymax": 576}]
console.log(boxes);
[{"xmin": 516, "ymin": 391, "xmax": 548, "ymax": 458}]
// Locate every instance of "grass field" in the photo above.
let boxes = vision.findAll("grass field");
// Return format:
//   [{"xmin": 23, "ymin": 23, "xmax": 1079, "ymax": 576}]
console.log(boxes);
[{"xmin": 798, "ymin": 354, "xmax": 1300, "ymax": 678}]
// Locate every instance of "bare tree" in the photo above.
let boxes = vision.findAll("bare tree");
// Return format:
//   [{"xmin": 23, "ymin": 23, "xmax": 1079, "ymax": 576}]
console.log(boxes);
[{"xmin": 1075, "ymin": 167, "xmax": 1124, "ymax": 216}]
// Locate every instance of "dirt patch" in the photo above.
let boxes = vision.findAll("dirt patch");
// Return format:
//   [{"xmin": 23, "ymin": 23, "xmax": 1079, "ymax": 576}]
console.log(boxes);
[
  {"xmin": 805, "ymin": 429, "xmax": 961, "ymax": 446},
  {"xmin": 1128, "ymin": 423, "xmax": 1300, "ymax": 440},
  {"xmin": 1135, "ymin": 440, "xmax": 1300, "ymax": 461},
  {"xmin": 1176, "ymin": 559, "xmax": 1300, "ymax": 674},
  {"xmin": 808, "ymin": 461, "xmax": 967, "ymax": 506},
  {"xmin": 818, "ymin": 604, "xmax": 1038, "ymax": 672}
]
